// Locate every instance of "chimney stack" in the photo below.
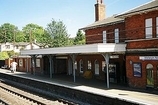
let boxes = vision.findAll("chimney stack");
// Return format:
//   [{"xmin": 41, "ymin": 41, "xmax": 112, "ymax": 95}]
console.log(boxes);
[{"xmin": 95, "ymin": 0, "xmax": 105, "ymax": 21}]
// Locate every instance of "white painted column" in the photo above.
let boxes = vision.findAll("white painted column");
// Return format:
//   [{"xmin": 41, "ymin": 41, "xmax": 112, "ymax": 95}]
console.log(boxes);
[
  {"xmin": 102, "ymin": 53, "xmax": 110, "ymax": 88},
  {"xmin": 70, "ymin": 54, "xmax": 77, "ymax": 82}
]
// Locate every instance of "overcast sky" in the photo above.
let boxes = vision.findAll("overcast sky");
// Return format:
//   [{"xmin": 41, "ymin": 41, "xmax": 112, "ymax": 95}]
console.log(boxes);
[{"xmin": 0, "ymin": 0, "xmax": 151, "ymax": 37}]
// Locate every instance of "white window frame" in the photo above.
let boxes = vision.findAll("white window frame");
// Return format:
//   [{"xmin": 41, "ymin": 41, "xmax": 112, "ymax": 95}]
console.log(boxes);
[
  {"xmin": 115, "ymin": 28, "xmax": 119, "ymax": 43},
  {"xmin": 103, "ymin": 31, "xmax": 107, "ymax": 43},
  {"xmin": 145, "ymin": 18, "xmax": 152, "ymax": 38},
  {"xmin": 87, "ymin": 60, "xmax": 92, "ymax": 70}
]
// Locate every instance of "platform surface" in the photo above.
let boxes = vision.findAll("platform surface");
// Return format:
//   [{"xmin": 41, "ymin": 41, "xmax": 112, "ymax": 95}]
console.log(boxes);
[{"xmin": 0, "ymin": 69, "xmax": 158, "ymax": 105}]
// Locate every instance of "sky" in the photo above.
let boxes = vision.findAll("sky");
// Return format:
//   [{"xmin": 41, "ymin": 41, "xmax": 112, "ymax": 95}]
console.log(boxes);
[{"xmin": 0, "ymin": 0, "xmax": 151, "ymax": 37}]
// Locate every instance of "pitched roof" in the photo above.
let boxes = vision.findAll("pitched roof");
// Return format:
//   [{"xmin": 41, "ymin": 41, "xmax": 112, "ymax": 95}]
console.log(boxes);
[
  {"xmin": 116, "ymin": 0, "xmax": 158, "ymax": 18},
  {"xmin": 80, "ymin": 15, "xmax": 124, "ymax": 31}
]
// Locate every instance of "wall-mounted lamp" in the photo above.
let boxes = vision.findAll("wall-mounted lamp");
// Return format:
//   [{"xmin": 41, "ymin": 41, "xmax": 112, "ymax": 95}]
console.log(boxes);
[{"xmin": 130, "ymin": 60, "xmax": 133, "ymax": 65}]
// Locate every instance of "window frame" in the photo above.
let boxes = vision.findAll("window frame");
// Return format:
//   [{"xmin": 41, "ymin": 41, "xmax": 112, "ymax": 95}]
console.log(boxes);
[
  {"xmin": 103, "ymin": 30, "xmax": 107, "ymax": 43},
  {"xmin": 145, "ymin": 18, "xmax": 152, "ymax": 38},
  {"xmin": 114, "ymin": 28, "xmax": 119, "ymax": 43}
]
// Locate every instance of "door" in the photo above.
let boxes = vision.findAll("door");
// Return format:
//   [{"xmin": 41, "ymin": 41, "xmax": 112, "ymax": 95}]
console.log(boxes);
[
  {"xmin": 109, "ymin": 64, "xmax": 116, "ymax": 83},
  {"xmin": 146, "ymin": 64, "xmax": 154, "ymax": 87}
]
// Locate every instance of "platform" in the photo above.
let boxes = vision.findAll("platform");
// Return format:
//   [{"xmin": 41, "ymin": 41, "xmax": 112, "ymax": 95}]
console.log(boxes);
[{"xmin": 0, "ymin": 69, "xmax": 158, "ymax": 105}]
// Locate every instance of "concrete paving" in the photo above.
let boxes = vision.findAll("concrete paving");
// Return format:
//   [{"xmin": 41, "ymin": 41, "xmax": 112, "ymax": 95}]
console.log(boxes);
[{"xmin": 0, "ymin": 69, "xmax": 158, "ymax": 105}]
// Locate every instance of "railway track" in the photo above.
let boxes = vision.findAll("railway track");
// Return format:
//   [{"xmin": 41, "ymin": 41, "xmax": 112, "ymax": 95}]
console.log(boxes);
[{"xmin": 0, "ymin": 80, "xmax": 78, "ymax": 105}]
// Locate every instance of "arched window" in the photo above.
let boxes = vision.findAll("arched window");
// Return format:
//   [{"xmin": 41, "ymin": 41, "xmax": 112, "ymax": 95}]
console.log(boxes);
[
  {"xmin": 88, "ymin": 60, "xmax": 92, "ymax": 70},
  {"xmin": 79, "ymin": 59, "xmax": 83, "ymax": 73},
  {"xmin": 95, "ymin": 60, "xmax": 99, "ymax": 75},
  {"xmin": 146, "ymin": 63, "xmax": 154, "ymax": 86}
]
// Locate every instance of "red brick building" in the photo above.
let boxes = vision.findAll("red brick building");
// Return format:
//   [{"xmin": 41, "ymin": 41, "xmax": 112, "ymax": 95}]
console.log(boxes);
[
  {"xmin": 116, "ymin": 0, "xmax": 158, "ymax": 88},
  {"xmin": 80, "ymin": 0, "xmax": 127, "ymax": 84},
  {"xmin": 16, "ymin": 0, "xmax": 158, "ymax": 89},
  {"xmin": 81, "ymin": 0, "xmax": 158, "ymax": 89}
]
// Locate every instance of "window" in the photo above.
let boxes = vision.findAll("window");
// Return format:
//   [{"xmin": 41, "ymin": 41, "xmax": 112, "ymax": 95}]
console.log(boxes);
[
  {"xmin": 79, "ymin": 59, "xmax": 83, "ymax": 73},
  {"xmin": 156, "ymin": 17, "xmax": 158, "ymax": 37},
  {"xmin": 95, "ymin": 60, "xmax": 99, "ymax": 75},
  {"xmin": 103, "ymin": 31, "xmax": 107, "ymax": 43},
  {"xmin": 146, "ymin": 64, "xmax": 153, "ymax": 78},
  {"xmin": 115, "ymin": 29, "xmax": 119, "ymax": 43},
  {"xmin": 88, "ymin": 60, "xmax": 92, "ymax": 70},
  {"xmin": 145, "ymin": 18, "xmax": 152, "ymax": 38},
  {"xmin": 5, "ymin": 45, "xmax": 10, "ymax": 49},
  {"xmin": 146, "ymin": 64, "xmax": 154, "ymax": 86},
  {"xmin": 102, "ymin": 61, "xmax": 106, "ymax": 72},
  {"xmin": 36, "ymin": 59, "xmax": 40, "ymax": 67}
]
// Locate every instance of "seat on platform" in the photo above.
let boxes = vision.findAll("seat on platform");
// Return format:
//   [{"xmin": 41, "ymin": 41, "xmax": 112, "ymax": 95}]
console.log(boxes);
[{"xmin": 83, "ymin": 70, "xmax": 92, "ymax": 79}]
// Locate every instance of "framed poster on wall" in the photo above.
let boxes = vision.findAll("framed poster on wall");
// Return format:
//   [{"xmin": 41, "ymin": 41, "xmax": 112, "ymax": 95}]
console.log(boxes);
[{"xmin": 133, "ymin": 62, "xmax": 142, "ymax": 77}]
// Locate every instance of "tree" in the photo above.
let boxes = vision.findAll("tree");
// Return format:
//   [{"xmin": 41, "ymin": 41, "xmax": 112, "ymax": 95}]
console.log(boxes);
[
  {"xmin": 0, "ymin": 23, "xmax": 19, "ymax": 43},
  {"xmin": 0, "ymin": 23, "xmax": 25, "ymax": 43},
  {"xmin": 46, "ymin": 19, "xmax": 70, "ymax": 47},
  {"xmin": 22, "ymin": 23, "xmax": 43, "ymax": 42},
  {"xmin": 22, "ymin": 23, "xmax": 51, "ymax": 48},
  {"xmin": 73, "ymin": 30, "xmax": 85, "ymax": 45},
  {"xmin": 0, "ymin": 51, "xmax": 9, "ymax": 60}
]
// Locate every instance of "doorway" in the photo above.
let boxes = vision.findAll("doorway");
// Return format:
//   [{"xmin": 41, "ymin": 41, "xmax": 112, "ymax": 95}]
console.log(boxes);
[{"xmin": 146, "ymin": 64, "xmax": 154, "ymax": 87}]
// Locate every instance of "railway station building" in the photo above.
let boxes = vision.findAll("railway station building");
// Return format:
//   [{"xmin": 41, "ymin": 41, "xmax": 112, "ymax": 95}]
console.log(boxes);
[{"xmin": 13, "ymin": 0, "xmax": 158, "ymax": 89}]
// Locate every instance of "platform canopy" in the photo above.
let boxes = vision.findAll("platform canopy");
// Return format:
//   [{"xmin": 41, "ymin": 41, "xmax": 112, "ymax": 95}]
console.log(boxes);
[{"xmin": 20, "ymin": 43, "xmax": 126, "ymax": 55}]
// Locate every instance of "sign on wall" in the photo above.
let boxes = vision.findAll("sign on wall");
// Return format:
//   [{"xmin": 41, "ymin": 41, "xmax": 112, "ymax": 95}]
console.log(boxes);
[
  {"xmin": 139, "ymin": 56, "xmax": 158, "ymax": 60},
  {"xmin": 133, "ymin": 62, "xmax": 142, "ymax": 77}
]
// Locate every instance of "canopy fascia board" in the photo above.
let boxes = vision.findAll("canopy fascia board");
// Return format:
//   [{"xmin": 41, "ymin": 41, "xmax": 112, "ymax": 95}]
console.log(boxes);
[{"xmin": 20, "ymin": 43, "xmax": 126, "ymax": 55}]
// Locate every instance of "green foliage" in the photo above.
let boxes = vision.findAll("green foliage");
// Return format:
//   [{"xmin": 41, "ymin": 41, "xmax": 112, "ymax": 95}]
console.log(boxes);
[
  {"xmin": 0, "ymin": 51, "xmax": 9, "ymax": 60},
  {"xmin": 46, "ymin": 19, "xmax": 70, "ymax": 47},
  {"xmin": 0, "ymin": 23, "xmax": 19, "ymax": 43},
  {"xmin": 7, "ymin": 50, "xmax": 15, "ymax": 57},
  {"xmin": 73, "ymin": 30, "xmax": 85, "ymax": 45},
  {"xmin": 0, "ymin": 20, "xmax": 86, "ymax": 49},
  {"xmin": 0, "ymin": 23, "xmax": 25, "ymax": 43},
  {"xmin": 22, "ymin": 23, "xmax": 43, "ymax": 42}
]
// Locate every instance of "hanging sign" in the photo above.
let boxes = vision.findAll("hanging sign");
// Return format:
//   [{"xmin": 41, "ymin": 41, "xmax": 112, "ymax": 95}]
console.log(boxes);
[{"xmin": 139, "ymin": 56, "xmax": 158, "ymax": 60}]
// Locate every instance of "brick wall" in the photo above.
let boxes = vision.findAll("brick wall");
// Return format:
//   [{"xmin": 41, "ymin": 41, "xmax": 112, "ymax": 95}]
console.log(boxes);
[
  {"xmin": 125, "ymin": 10, "xmax": 158, "ymax": 40},
  {"xmin": 85, "ymin": 22, "xmax": 125, "ymax": 44},
  {"xmin": 76, "ymin": 54, "xmax": 126, "ymax": 82},
  {"xmin": 126, "ymin": 55, "xmax": 158, "ymax": 88},
  {"xmin": 126, "ymin": 39, "xmax": 158, "ymax": 49}
]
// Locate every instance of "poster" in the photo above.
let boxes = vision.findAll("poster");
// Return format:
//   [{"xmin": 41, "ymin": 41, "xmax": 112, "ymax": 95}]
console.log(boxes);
[{"xmin": 133, "ymin": 63, "xmax": 142, "ymax": 77}]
